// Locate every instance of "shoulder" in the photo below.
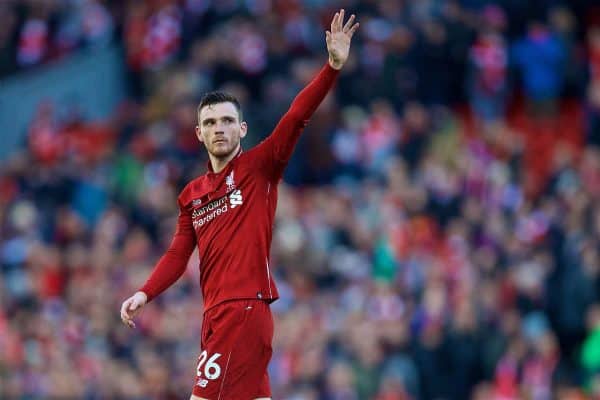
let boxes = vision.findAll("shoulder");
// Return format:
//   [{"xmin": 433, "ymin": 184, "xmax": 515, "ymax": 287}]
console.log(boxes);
[
  {"xmin": 225, "ymin": 149, "xmax": 274, "ymax": 184},
  {"xmin": 233, "ymin": 147, "xmax": 264, "ymax": 170},
  {"xmin": 243, "ymin": 140, "xmax": 271, "ymax": 162},
  {"xmin": 178, "ymin": 175, "xmax": 208, "ymax": 207}
]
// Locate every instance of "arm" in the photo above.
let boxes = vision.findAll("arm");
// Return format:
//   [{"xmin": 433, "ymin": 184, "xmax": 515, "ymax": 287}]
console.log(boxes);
[
  {"xmin": 257, "ymin": 9, "xmax": 359, "ymax": 180},
  {"xmin": 259, "ymin": 62, "xmax": 339, "ymax": 176},
  {"xmin": 139, "ymin": 204, "xmax": 196, "ymax": 301},
  {"xmin": 120, "ymin": 202, "xmax": 196, "ymax": 328}
]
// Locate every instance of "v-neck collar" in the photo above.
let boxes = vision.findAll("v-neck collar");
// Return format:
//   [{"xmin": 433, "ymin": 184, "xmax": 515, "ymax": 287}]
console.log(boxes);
[{"xmin": 206, "ymin": 147, "xmax": 243, "ymax": 175}]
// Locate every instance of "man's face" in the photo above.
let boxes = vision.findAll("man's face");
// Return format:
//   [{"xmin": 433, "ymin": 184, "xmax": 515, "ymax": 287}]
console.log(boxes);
[{"xmin": 196, "ymin": 102, "xmax": 247, "ymax": 159}]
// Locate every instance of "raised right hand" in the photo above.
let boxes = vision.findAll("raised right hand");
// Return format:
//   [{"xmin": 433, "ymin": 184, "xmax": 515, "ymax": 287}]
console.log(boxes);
[{"xmin": 326, "ymin": 9, "xmax": 359, "ymax": 70}]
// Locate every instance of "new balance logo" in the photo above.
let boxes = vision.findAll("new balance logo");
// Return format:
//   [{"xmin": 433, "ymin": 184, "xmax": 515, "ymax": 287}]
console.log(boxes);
[
  {"xmin": 229, "ymin": 190, "xmax": 243, "ymax": 208},
  {"xmin": 197, "ymin": 379, "xmax": 208, "ymax": 388}
]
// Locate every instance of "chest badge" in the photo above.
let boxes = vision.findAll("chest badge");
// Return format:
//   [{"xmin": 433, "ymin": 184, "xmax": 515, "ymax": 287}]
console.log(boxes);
[{"xmin": 226, "ymin": 171, "xmax": 236, "ymax": 192}]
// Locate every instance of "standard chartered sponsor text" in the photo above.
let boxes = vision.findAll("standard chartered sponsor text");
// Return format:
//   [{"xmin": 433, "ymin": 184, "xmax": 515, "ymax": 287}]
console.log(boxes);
[
  {"xmin": 192, "ymin": 196, "xmax": 228, "ymax": 229},
  {"xmin": 193, "ymin": 196, "xmax": 228, "ymax": 218}
]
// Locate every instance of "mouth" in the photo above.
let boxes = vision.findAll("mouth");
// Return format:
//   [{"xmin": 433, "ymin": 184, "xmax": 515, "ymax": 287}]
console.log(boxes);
[{"xmin": 213, "ymin": 139, "xmax": 227, "ymax": 144}]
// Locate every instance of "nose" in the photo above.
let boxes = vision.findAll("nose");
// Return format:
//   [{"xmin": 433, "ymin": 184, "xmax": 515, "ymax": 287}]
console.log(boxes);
[
  {"xmin": 214, "ymin": 121, "xmax": 227, "ymax": 134},
  {"xmin": 217, "ymin": 119, "xmax": 231, "ymax": 129}
]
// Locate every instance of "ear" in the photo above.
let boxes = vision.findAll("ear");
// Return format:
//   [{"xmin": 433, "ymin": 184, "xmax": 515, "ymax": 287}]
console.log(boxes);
[
  {"xmin": 239, "ymin": 121, "xmax": 248, "ymax": 139},
  {"xmin": 195, "ymin": 125, "xmax": 204, "ymax": 143}
]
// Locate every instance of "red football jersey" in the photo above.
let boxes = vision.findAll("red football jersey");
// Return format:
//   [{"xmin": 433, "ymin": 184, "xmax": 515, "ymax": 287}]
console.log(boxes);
[{"xmin": 139, "ymin": 63, "xmax": 339, "ymax": 311}]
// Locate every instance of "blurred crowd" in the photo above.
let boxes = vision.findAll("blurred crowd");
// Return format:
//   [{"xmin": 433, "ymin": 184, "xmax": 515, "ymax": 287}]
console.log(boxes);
[{"xmin": 2, "ymin": 0, "xmax": 600, "ymax": 399}]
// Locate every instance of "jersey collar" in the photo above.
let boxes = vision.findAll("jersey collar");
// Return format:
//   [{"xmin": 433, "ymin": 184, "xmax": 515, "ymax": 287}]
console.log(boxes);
[{"xmin": 206, "ymin": 147, "xmax": 244, "ymax": 174}]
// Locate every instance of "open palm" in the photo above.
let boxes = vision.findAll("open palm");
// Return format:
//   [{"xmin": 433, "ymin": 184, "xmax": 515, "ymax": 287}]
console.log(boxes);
[{"xmin": 326, "ymin": 9, "xmax": 359, "ymax": 70}]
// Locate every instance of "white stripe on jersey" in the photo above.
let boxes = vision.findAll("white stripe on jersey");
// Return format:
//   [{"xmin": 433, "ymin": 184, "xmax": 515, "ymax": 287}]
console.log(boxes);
[{"xmin": 266, "ymin": 258, "xmax": 273, "ymax": 298}]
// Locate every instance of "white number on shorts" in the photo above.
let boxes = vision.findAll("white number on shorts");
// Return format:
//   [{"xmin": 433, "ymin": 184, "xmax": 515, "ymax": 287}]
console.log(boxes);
[
  {"xmin": 196, "ymin": 350, "xmax": 222, "ymax": 380},
  {"xmin": 204, "ymin": 353, "xmax": 222, "ymax": 379}
]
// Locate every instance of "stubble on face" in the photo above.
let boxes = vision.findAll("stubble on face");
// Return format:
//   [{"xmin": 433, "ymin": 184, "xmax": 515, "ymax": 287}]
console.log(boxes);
[{"xmin": 198, "ymin": 103, "xmax": 244, "ymax": 159}]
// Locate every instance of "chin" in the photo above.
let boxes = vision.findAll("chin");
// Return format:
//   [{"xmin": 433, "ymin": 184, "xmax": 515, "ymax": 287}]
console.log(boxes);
[{"xmin": 210, "ymin": 146, "xmax": 236, "ymax": 158}]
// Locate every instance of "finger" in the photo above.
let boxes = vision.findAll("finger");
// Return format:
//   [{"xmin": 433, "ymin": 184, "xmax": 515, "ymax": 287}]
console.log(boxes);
[
  {"xmin": 349, "ymin": 22, "xmax": 360, "ymax": 38},
  {"xmin": 123, "ymin": 316, "xmax": 134, "ymax": 328},
  {"xmin": 121, "ymin": 305, "xmax": 135, "ymax": 328},
  {"xmin": 331, "ymin": 12, "xmax": 339, "ymax": 33},
  {"xmin": 120, "ymin": 300, "xmax": 131, "ymax": 319},
  {"xmin": 129, "ymin": 300, "xmax": 139, "ymax": 311},
  {"xmin": 121, "ymin": 312, "xmax": 130, "ymax": 326},
  {"xmin": 338, "ymin": 9, "xmax": 345, "ymax": 31},
  {"xmin": 343, "ymin": 14, "xmax": 355, "ymax": 32}
]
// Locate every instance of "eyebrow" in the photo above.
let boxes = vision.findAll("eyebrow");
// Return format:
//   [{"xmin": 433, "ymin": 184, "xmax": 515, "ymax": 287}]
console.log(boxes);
[{"xmin": 201, "ymin": 115, "xmax": 237, "ymax": 125}]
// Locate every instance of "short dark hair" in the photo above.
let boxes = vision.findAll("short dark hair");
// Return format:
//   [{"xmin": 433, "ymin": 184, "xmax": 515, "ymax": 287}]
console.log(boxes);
[{"xmin": 197, "ymin": 91, "xmax": 243, "ymax": 122}]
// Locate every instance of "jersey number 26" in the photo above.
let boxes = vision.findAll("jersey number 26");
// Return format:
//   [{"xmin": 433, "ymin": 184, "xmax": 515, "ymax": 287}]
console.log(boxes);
[{"xmin": 196, "ymin": 350, "xmax": 222, "ymax": 380}]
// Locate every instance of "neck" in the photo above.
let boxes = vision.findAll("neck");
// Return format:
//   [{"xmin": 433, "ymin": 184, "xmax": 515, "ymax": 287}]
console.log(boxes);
[{"xmin": 208, "ymin": 145, "xmax": 240, "ymax": 173}]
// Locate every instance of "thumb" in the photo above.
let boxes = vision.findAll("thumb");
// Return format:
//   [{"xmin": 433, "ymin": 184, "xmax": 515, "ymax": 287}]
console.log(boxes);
[{"xmin": 326, "ymin": 30, "xmax": 331, "ymax": 43}]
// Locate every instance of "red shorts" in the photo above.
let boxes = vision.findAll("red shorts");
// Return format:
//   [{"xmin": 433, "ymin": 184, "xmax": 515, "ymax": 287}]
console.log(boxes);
[{"xmin": 191, "ymin": 299, "xmax": 273, "ymax": 400}]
